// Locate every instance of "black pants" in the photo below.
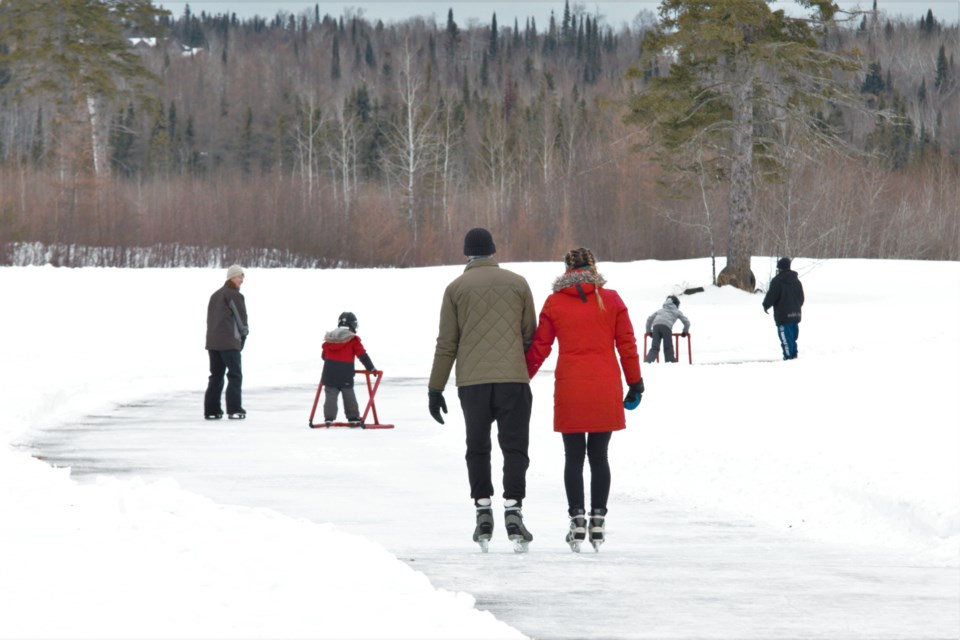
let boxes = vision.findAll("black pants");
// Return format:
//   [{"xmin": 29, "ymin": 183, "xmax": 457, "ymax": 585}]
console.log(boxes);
[
  {"xmin": 204, "ymin": 349, "xmax": 243, "ymax": 415},
  {"xmin": 561, "ymin": 432, "xmax": 612, "ymax": 514},
  {"xmin": 458, "ymin": 383, "xmax": 532, "ymax": 504}
]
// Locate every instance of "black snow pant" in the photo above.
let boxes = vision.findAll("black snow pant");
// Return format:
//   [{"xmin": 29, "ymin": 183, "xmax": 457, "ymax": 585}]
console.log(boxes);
[
  {"xmin": 205, "ymin": 349, "xmax": 243, "ymax": 415},
  {"xmin": 644, "ymin": 324, "xmax": 676, "ymax": 363},
  {"xmin": 561, "ymin": 432, "xmax": 612, "ymax": 514},
  {"xmin": 457, "ymin": 383, "xmax": 532, "ymax": 505}
]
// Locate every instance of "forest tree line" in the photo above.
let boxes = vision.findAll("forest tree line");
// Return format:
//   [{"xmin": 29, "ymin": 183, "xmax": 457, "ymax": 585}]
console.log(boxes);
[{"xmin": 0, "ymin": 0, "xmax": 957, "ymax": 269}]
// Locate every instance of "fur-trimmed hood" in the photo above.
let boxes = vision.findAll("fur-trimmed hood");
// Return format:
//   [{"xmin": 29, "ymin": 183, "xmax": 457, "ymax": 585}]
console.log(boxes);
[
  {"xmin": 552, "ymin": 269, "xmax": 607, "ymax": 294},
  {"xmin": 324, "ymin": 327, "xmax": 357, "ymax": 343}
]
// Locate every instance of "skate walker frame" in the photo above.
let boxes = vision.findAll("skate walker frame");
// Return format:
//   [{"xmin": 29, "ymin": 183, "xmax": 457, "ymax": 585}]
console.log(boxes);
[
  {"xmin": 643, "ymin": 332, "xmax": 693, "ymax": 364},
  {"xmin": 308, "ymin": 370, "xmax": 395, "ymax": 429}
]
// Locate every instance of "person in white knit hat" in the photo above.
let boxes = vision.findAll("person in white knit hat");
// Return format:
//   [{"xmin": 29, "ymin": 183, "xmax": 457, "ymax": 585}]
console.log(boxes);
[{"xmin": 204, "ymin": 265, "xmax": 249, "ymax": 419}]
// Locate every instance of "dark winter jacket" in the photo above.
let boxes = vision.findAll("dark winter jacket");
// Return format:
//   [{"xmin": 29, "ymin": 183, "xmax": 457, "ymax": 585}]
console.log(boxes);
[
  {"xmin": 429, "ymin": 257, "xmax": 537, "ymax": 391},
  {"xmin": 206, "ymin": 282, "xmax": 248, "ymax": 351},
  {"xmin": 762, "ymin": 269, "xmax": 805, "ymax": 325},
  {"xmin": 525, "ymin": 270, "xmax": 642, "ymax": 433},
  {"xmin": 645, "ymin": 299, "xmax": 691, "ymax": 333},
  {"xmin": 322, "ymin": 327, "xmax": 375, "ymax": 388}
]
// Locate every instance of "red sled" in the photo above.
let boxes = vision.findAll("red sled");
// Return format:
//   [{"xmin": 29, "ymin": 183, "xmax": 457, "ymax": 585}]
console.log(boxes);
[{"xmin": 308, "ymin": 370, "xmax": 395, "ymax": 429}]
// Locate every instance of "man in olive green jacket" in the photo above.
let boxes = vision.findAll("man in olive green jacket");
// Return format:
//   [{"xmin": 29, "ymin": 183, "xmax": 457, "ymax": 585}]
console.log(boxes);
[{"xmin": 428, "ymin": 228, "xmax": 537, "ymax": 552}]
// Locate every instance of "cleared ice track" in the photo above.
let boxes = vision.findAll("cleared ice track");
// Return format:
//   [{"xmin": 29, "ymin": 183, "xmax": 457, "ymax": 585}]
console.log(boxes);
[{"xmin": 21, "ymin": 383, "xmax": 959, "ymax": 640}]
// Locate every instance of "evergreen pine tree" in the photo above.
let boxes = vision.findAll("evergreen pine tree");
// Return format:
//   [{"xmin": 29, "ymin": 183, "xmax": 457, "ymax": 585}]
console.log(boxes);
[
  {"xmin": 934, "ymin": 44, "xmax": 948, "ymax": 90},
  {"xmin": 332, "ymin": 34, "xmax": 341, "ymax": 80},
  {"xmin": 861, "ymin": 61, "xmax": 885, "ymax": 96},
  {"xmin": 445, "ymin": 9, "xmax": 460, "ymax": 62},
  {"xmin": 238, "ymin": 107, "xmax": 255, "ymax": 174},
  {"xmin": 627, "ymin": 0, "xmax": 860, "ymax": 291}
]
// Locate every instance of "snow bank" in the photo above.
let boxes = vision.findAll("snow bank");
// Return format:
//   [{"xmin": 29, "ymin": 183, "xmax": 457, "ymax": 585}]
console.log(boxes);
[{"xmin": 1, "ymin": 257, "xmax": 957, "ymax": 637}]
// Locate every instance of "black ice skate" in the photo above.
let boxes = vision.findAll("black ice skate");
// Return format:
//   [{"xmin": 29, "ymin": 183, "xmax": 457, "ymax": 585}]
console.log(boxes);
[
  {"xmin": 228, "ymin": 410, "xmax": 246, "ymax": 420},
  {"xmin": 504, "ymin": 501, "xmax": 533, "ymax": 553},
  {"xmin": 565, "ymin": 509, "xmax": 587, "ymax": 553},
  {"xmin": 473, "ymin": 499, "xmax": 494, "ymax": 553},
  {"xmin": 589, "ymin": 508, "xmax": 607, "ymax": 552}
]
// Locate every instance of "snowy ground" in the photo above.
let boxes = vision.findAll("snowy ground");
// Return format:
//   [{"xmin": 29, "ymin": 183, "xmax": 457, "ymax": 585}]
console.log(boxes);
[{"xmin": 1, "ymin": 257, "xmax": 958, "ymax": 638}]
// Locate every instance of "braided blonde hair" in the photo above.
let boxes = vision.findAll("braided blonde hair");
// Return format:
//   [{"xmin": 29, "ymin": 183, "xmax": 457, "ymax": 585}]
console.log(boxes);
[{"xmin": 564, "ymin": 247, "xmax": 605, "ymax": 310}]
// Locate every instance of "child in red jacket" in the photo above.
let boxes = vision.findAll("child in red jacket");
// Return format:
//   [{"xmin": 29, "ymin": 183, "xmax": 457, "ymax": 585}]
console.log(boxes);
[{"xmin": 321, "ymin": 312, "xmax": 377, "ymax": 425}]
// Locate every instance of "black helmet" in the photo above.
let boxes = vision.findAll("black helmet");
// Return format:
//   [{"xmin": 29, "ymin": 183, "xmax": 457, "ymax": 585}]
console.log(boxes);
[
  {"xmin": 667, "ymin": 295, "xmax": 680, "ymax": 308},
  {"xmin": 338, "ymin": 311, "xmax": 358, "ymax": 332}
]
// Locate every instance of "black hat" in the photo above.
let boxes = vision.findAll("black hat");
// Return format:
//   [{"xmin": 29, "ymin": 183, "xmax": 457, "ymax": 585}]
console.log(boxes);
[
  {"xmin": 667, "ymin": 295, "xmax": 680, "ymax": 308},
  {"xmin": 338, "ymin": 311, "xmax": 358, "ymax": 332},
  {"xmin": 777, "ymin": 257, "xmax": 792, "ymax": 270},
  {"xmin": 463, "ymin": 228, "xmax": 496, "ymax": 256}
]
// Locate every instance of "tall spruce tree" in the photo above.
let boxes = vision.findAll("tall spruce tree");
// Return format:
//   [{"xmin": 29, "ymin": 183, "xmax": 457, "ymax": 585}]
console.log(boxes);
[
  {"xmin": 934, "ymin": 44, "xmax": 948, "ymax": 90},
  {"xmin": 626, "ymin": 0, "xmax": 861, "ymax": 291},
  {"xmin": 0, "ymin": 0, "xmax": 166, "ymax": 178}
]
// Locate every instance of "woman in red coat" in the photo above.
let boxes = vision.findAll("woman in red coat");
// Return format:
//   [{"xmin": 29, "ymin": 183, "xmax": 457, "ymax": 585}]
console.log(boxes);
[{"xmin": 525, "ymin": 248, "xmax": 643, "ymax": 551}]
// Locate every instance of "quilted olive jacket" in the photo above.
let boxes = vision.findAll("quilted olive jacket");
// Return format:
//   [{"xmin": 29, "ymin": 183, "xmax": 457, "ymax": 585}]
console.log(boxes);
[{"xmin": 429, "ymin": 258, "xmax": 537, "ymax": 390}]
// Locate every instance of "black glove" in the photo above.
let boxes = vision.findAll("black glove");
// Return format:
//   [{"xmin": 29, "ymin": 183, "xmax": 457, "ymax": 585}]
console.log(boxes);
[
  {"xmin": 624, "ymin": 380, "xmax": 644, "ymax": 407},
  {"xmin": 428, "ymin": 390, "xmax": 447, "ymax": 424},
  {"xmin": 764, "ymin": 306, "xmax": 770, "ymax": 314},
  {"xmin": 680, "ymin": 332, "xmax": 688, "ymax": 337}
]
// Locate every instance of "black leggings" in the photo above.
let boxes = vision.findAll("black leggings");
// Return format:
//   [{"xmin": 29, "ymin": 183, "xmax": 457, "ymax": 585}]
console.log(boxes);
[{"xmin": 561, "ymin": 432, "xmax": 612, "ymax": 515}]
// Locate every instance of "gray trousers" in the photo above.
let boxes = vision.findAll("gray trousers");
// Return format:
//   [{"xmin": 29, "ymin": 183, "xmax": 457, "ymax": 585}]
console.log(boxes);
[
  {"xmin": 323, "ymin": 385, "xmax": 361, "ymax": 421},
  {"xmin": 644, "ymin": 325, "xmax": 676, "ymax": 363}
]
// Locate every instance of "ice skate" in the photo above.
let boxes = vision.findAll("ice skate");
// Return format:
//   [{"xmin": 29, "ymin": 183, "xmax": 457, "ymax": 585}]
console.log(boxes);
[
  {"xmin": 565, "ymin": 509, "xmax": 587, "ymax": 553},
  {"xmin": 589, "ymin": 508, "xmax": 606, "ymax": 552},
  {"xmin": 473, "ymin": 498, "xmax": 494, "ymax": 553},
  {"xmin": 504, "ymin": 501, "xmax": 533, "ymax": 553},
  {"xmin": 228, "ymin": 410, "xmax": 246, "ymax": 420}
]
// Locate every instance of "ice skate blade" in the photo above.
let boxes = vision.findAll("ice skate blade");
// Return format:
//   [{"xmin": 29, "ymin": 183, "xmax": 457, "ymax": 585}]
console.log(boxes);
[
  {"xmin": 568, "ymin": 540, "xmax": 582, "ymax": 553},
  {"xmin": 476, "ymin": 538, "xmax": 490, "ymax": 553},
  {"xmin": 591, "ymin": 540, "xmax": 603, "ymax": 552},
  {"xmin": 509, "ymin": 536, "xmax": 530, "ymax": 553}
]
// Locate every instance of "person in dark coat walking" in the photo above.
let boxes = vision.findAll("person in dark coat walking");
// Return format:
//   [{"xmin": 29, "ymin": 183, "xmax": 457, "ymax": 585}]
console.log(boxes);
[
  {"xmin": 762, "ymin": 257, "xmax": 805, "ymax": 360},
  {"xmin": 321, "ymin": 311, "xmax": 377, "ymax": 426},
  {"xmin": 428, "ymin": 227, "xmax": 538, "ymax": 552},
  {"xmin": 204, "ymin": 265, "xmax": 249, "ymax": 420},
  {"xmin": 525, "ymin": 248, "xmax": 643, "ymax": 552}
]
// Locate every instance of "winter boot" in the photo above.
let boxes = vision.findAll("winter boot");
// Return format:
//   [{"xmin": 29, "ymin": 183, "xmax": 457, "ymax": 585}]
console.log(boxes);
[
  {"xmin": 473, "ymin": 498, "xmax": 494, "ymax": 552},
  {"xmin": 565, "ymin": 508, "xmax": 587, "ymax": 553},
  {"xmin": 504, "ymin": 499, "xmax": 533, "ymax": 553},
  {"xmin": 589, "ymin": 508, "xmax": 607, "ymax": 552}
]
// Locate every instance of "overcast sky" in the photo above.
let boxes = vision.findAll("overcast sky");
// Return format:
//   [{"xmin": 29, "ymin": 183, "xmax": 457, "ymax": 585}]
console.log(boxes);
[{"xmin": 155, "ymin": 1, "xmax": 960, "ymax": 28}]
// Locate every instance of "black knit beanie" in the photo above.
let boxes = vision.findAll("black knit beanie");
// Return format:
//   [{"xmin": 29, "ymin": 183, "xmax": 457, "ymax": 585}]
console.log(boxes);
[
  {"xmin": 777, "ymin": 257, "xmax": 792, "ymax": 270},
  {"xmin": 463, "ymin": 228, "xmax": 496, "ymax": 256}
]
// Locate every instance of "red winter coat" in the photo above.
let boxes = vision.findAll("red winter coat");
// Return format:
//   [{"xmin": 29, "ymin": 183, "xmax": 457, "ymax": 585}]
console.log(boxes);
[{"xmin": 525, "ymin": 270, "xmax": 642, "ymax": 433}]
